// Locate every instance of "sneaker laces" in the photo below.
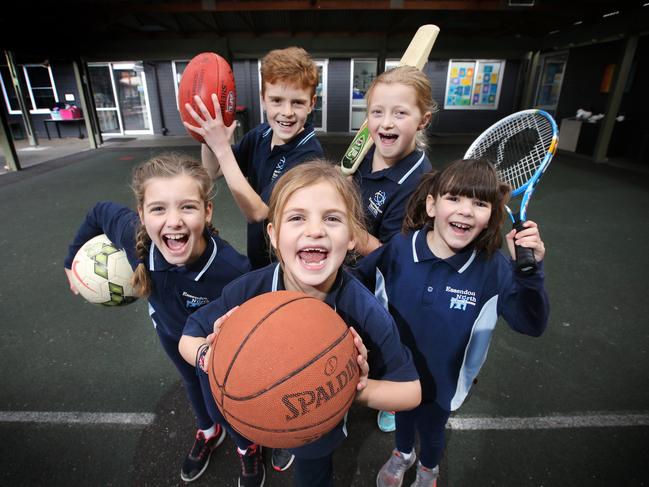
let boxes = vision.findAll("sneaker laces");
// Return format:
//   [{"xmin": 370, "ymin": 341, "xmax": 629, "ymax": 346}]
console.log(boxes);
[
  {"xmin": 239, "ymin": 444, "xmax": 261, "ymax": 477},
  {"xmin": 385, "ymin": 450, "xmax": 414, "ymax": 477},
  {"xmin": 188, "ymin": 430, "xmax": 208, "ymax": 460}
]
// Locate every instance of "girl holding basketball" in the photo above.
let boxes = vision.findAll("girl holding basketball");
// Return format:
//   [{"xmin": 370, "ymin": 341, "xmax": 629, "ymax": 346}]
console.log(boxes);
[
  {"xmin": 354, "ymin": 158, "xmax": 549, "ymax": 487},
  {"xmin": 63, "ymin": 153, "xmax": 252, "ymax": 484},
  {"xmin": 180, "ymin": 160, "xmax": 421, "ymax": 487},
  {"xmin": 353, "ymin": 65, "xmax": 436, "ymax": 257}
]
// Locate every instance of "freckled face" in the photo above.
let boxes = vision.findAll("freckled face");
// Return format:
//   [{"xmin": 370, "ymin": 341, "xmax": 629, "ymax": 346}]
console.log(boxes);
[{"xmin": 262, "ymin": 81, "xmax": 315, "ymax": 147}]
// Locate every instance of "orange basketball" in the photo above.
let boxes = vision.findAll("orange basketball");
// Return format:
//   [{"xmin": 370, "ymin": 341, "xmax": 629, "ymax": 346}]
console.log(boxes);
[
  {"xmin": 178, "ymin": 52, "xmax": 236, "ymax": 143},
  {"xmin": 208, "ymin": 290, "xmax": 359, "ymax": 449}
]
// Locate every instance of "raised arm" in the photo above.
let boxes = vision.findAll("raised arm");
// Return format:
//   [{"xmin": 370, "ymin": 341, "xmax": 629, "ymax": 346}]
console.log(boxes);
[{"xmin": 187, "ymin": 94, "xmax": 269, "ymax": 223}]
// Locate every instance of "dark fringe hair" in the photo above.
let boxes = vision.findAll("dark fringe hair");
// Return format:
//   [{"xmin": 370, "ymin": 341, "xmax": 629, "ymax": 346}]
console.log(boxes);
[{"xmin": 402, "ymin": 158, "xmax": 511, "ymax": 256}]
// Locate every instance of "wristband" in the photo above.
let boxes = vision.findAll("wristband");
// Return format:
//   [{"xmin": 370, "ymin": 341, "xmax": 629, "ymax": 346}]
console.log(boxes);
[{"xmin": 196, "ymin": 344, "xmax": 209, "ymax": 372}]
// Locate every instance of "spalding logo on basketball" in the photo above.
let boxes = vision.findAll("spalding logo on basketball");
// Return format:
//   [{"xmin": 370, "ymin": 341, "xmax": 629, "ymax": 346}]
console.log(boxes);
[
  {"xmin": 178, "ymin": 52, "xmax": 237, "ymax": 143},
  {"xmin": 70, "ymin": 234, "xmax": 137, "ymax": 306},
  {"xmin": 209, "ymin": 290, "xmax": 359, "ymax": 448}
]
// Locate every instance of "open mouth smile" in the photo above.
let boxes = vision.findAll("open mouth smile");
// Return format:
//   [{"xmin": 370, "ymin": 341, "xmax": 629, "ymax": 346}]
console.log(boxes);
[
  {"xmin": 163, "ymin": 233, "xmax": 189, "ymax": 252},
  {"xmin": 449, "ymin": 222, "xmax": 472, "ymax": 234},
  {"xmin": 379, "ymin": 132, "xmax": 398, "ymax": 144},
  {"xmin": 297, "ymin": 247, "xmax": 329, "ymax": 269}
]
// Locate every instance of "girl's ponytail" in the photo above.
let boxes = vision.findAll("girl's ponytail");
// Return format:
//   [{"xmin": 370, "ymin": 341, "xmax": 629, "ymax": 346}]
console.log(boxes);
[
  {"xmin": 129, "ymin": 152, "xmax": 216, "ymax": 297},
  {"xmin": 402, "ymin": 170, "xmax": 438, "ymax": 233},
  {"xmin": 131, "ymin": 224, "xmax": 152, "ymax": 297}
]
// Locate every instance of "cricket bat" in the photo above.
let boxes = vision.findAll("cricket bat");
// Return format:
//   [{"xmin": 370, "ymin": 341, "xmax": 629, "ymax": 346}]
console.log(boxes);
[{"xmin": 340, "ymin": 24, "xmax": 440, "ymax": 175}]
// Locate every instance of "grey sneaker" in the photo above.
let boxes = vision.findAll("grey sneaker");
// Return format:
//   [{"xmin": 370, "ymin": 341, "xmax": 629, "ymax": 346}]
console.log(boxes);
[
  {"xmin": 409, "ymin": 462, "xmax": 439, "ymax": 487},
  {"xmin": 376, "ymin": 449, "xmax": 416, "ymax": 487},
  {"xmin": 271, "ymin": 448, "xmax": 295, "ymax": 472}
]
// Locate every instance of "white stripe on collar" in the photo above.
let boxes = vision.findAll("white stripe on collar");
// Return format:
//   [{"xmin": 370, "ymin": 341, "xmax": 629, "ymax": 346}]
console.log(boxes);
[
  {"xmin": 262, "ymin": 127, "xmax": 273, "ymax": 138},
  {"xmin": 272, "ymin": 263, "xmax": 281, "ymax": 291},
  {"xmin": 194, "ymin": 236, "xmax": 218, "ymax": 281},
  {"xmin": 457, "ymin": 250, "xmax": 477, "ymax": 274},
  {"xmin": 398, "ymin": 152, "xmax": 425, "ymax": 185},
  {"xmin": 411, "ymin": 230, "xmax": 420, "ymax": 263},
  {"xmin": 148, "ymin": 243, "xmax": 156, "ymax": 270},
  {"xmin": 297, "ymin": 130, "xmax": 315, "ymax": 147}
]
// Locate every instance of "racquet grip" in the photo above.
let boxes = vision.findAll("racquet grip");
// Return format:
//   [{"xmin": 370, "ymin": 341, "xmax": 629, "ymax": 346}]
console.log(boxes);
[{"xmin": 513, "ymin": 220, "xmax": 537, "ymax": 274}]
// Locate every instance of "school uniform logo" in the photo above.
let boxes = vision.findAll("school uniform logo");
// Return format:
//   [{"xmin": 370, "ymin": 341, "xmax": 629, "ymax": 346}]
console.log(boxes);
[
  {"xmin": 368, "ymin": 190, "xmax": 387, "ymax": 218},
  {"xmin": 445, "ymin": 286, "xmax": 477, "ymax": 311},
  {"xmin": 271, "ymin": 156, "xmax": 287, "ymax": 182},
  {"xmin": 182, "ymin": 291, "xmax": 209, "ymax": 309}
]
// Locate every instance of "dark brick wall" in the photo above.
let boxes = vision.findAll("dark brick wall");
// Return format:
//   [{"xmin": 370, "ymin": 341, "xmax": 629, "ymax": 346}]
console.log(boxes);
[{"xmin": 326, "ymin": 59, "xmax": 351, "ymax": 132}]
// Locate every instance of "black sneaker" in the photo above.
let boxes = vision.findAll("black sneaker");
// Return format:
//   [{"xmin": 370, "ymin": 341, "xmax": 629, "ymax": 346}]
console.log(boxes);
[
  {"xmin": 271, "ymin": 448, "xmax": 295, "ymax": 472},
  {"xmin": 180, "ymin": 425, "xmax": 226, "ymax": 482},
  {"xmin": 238, "ymin": 444, "xmax": 265, "ymax": 487}
]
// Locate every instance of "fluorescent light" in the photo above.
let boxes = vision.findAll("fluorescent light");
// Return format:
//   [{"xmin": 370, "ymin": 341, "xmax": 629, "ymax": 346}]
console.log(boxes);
[
  {"xmin": 573, "ymin": 20, "xmax": 583, "ymax": 25},
  {"xmin": 548, "ymin": 29, "xmax": 560, "ymax": 34},
  {"xmin": 602, "ymin": 10, "xmax": 619, "ymax": 17}
]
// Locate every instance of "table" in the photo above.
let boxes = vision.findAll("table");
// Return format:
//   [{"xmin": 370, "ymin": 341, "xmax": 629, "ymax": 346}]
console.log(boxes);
[{"xmin": 43, "ymin": 118, "xmax": 85, "ymax": 139}]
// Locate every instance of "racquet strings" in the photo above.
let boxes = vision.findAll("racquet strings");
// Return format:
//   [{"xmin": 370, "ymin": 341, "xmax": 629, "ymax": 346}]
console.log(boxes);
[{"xmin": 468, "ymin": 113, "xmax": 555, "ymax": 191}]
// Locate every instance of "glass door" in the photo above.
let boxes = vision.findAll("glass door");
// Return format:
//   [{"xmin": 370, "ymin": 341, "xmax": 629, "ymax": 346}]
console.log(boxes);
[
  {"xmin": 112, "ymin": 63, "xmax": 152, "ymax": 133},
  {"xmin": 88, "ymin": 64, "xmax": 121, "ymax": 135},
  {"xmin": 88, "ymin": 62, "xmax": 153, "ymax": 136}
]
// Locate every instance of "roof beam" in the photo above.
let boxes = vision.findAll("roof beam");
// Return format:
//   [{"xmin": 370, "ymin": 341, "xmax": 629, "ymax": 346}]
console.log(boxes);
[{"xmin": 127, "ymin": 0, "xmax": 508, "ymax": 13}]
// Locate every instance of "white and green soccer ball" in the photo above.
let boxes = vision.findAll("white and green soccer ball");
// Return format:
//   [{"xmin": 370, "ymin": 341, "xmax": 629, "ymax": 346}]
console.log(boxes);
[{"xmin": 70, "ymin": 234, "xmax": 137, "ymax": 306}]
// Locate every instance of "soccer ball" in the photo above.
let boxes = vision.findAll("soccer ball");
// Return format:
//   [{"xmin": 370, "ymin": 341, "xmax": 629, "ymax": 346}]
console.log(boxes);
[{"xmin": 70, "ymin": 234, "xmax": 137, "ymax": 306}]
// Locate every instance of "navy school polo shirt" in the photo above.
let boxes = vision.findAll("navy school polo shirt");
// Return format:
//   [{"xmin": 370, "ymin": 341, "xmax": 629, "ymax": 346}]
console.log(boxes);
[
  {"xmin": 232, "ymin": 122, "xmax": 324, "ymax": 269},
  {"xmin": 183, "ymin": 263, "xmax": 418, "ymax": 459},
  {"xmin": 353, "ymin": 227, "xmax": 549, "ymax": 411},
  {"xmin": 353, "ymin": 147, "xmax": 431, "ymax": 242},
  {"xmin": 64, "ymin": 201, "xmax": 250, "ymax": 340}
]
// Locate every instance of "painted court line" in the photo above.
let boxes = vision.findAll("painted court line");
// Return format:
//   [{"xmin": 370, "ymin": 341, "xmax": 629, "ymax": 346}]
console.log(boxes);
[
  {"xmin": 1, "ymin": 411, "xmax": 648, "ymax": 430},
  {"xmin": 448, "ymin": 413, "xmax": 649, "ymax": 430},
  {"xmin": 0, "ymin": 411, "xmax": 155, "ymax": 427}
]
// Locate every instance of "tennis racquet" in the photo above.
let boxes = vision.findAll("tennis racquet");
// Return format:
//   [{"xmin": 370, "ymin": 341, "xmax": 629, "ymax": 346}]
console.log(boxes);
[{"xmin": 464, "ymin": 109, "xmax": 559, "ymax": 274}]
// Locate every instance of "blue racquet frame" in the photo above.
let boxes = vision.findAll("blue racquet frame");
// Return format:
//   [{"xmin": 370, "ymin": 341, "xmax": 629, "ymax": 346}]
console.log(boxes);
[{"xmin": 464, "ymin": 109, "xmax": 559, "ymax": 273}]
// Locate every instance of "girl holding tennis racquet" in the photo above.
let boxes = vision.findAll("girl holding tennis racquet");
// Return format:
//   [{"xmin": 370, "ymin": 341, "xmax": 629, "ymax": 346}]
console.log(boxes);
[{"xmin": 354, "ymin": 158, "xmax": 549, "ymax": 487}]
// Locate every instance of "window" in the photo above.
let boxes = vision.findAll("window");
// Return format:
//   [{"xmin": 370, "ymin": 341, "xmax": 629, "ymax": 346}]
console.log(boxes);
[
  {"xmin": 350, "ymin": 59, "xmax": 377, "ymax": 130},
  {"xmin": 0, "ymin": 64, "xmax": 58, "ymax": 114},
  {"xmin": 172, "ymin": 60, "xmax": 190, "ymax": 110},
  {"xmin": 24, "ymin": 65, "xmax": 58, "ymax": 112},
  {"xmin": 0, "ymin": 65, "xmax": 20, "ymax": 112},
  {"xmin": 385, "ymin": 59, "xmax": 400, "ymax": 71},
  {"xmin": 444, "ymin": 60, "xmax": 506, "ymax": 110},
  {"xmin": 307, "ymin": 60, "xmax": 327, "ymax": 131}
]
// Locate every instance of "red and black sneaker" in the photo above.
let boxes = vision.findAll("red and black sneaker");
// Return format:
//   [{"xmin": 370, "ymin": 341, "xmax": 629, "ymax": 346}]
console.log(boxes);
[
  {"xmin": 238, "ymin": 444, "xmax": 266, "ymax": 487},
  {"xmin": 180, "ymin": 425, "xmax": 226, "ymax": 482}
]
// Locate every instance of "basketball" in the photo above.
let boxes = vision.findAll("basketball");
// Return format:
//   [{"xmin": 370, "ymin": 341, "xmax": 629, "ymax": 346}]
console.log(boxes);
[
  {"xmin": 70, "ymin": 234, "xmax": 137, "ymax": 306},
  {"xmin": 208, "ymin": 290, "xmax": 359, "ymax": 448},
  {"xmin": 178, "ymin": 52, "xmax": 236, "ymax": 143}
]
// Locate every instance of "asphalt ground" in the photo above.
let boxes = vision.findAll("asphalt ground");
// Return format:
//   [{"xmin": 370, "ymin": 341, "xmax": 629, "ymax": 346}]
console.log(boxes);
[{"xmin": 1, "ymin": 140, "xmax": 648, "ymax": 486}]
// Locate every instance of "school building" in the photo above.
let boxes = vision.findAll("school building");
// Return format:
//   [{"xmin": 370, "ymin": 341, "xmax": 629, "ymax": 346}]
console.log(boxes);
[{"xmin": 1, "ymin": 1, "xmax": 648, "ymax": 171}]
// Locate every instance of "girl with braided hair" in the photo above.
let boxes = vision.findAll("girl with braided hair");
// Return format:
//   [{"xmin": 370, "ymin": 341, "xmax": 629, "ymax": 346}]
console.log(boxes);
[{"xmin": 63, "ymin": 152, "xmax": 250, "ymax": 483}]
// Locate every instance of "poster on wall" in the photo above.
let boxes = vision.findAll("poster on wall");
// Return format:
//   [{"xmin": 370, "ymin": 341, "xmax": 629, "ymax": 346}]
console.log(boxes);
[{"xmin": 445, "ymin": 60, "xmax": 505, "ymax": 110}]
